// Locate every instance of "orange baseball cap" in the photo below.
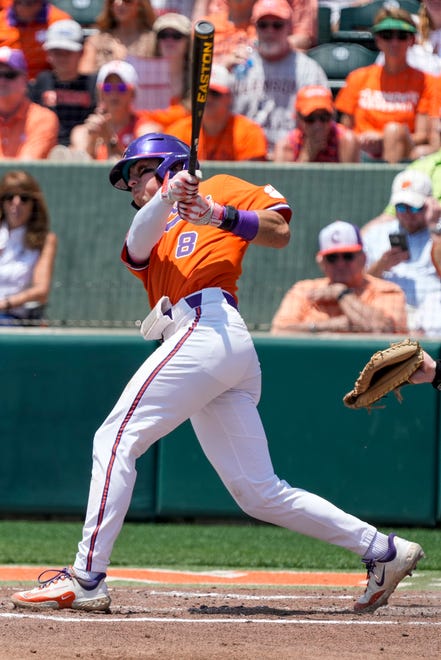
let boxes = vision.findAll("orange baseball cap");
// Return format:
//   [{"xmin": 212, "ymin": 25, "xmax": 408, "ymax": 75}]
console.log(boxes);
[{"xmin": 295, "ymin": 85, "xmax": 334, "ymax": 117}]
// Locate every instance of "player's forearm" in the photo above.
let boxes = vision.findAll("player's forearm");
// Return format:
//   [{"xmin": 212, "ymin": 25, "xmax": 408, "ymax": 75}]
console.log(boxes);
[
  {"xmin": 251, "ymin": 211, "xmax": 290, "ymax": 248},
  {"xmin": 126, "ymin": 190, "xmax": 172, "ymax": 263}
]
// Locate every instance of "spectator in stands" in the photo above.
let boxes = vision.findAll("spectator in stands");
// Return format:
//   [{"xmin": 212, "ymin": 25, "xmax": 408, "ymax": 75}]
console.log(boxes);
[
  {"xmin": 362, "ymin": 170, "xmax": 441, "ymax": 331},
  {"xmin": 70, "ymin": 60, "xmax": 153, "ymax": 160},
  {"xmin": 319, "ymin": 0, "xmax": 371, "ymax": 33},
  {"xmin": 273, "ymin": 84, "xmax": 359, "ymax": 163},
  {"xmin": 335, "ymin": 7, "xmax": 440, "ymax": 164},
  {"xmin": 201, "ymin": 0, "xmax": 258, "ymax": 71},
  {"xmin": 153, "ymin": 12, "xmax": 191, "ymax": 106},
  {"xmin": 79, "ymin": 0, "xmax": 156, "ymax": 75},
  {"xmin": 232, "ymin": 0, "xmax": 328, "ymax": 158},
  {"xmin": 413, "ymin": 218, "xmax": 441, "ymax": 335},
  {"xmin": 0, "ymin": 0, "xmax": 71, "ymax": 81},
  {"xmin": 0, "ymin": 47, "xmax": 59, "ymax": 159},
  {"xmin": 376, "ymin": 0, "xmax": 441, "ymax": 75},
  {"xmin": 166, "ymin": 63, "xmax": 268, "ymax": 160},
  {"xmin": 30, "ymin": 20, "xmax": 97, "ymax": 150},
  {"xmin": 0, "ymin": 169, "xmax": 57, "ymax": 325},
  {"xmin": 200, "ymin": 0, "xmax": 318, "ymax": 55},
  {"xmin": 271, "ymin": 220, "xmax": 407, "ymax": 334}
]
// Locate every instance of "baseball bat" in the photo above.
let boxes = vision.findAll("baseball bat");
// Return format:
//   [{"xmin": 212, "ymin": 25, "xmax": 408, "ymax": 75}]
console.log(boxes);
[{"xmin": 188, "ymin": 20, "xmax": 215, "ymax": 175}]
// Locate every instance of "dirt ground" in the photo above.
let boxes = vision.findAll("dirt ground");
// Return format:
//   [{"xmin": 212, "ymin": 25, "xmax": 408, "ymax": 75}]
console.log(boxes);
[{"xmin": 1, "ymin": 584, "xmax": 440, "ymax": 659}]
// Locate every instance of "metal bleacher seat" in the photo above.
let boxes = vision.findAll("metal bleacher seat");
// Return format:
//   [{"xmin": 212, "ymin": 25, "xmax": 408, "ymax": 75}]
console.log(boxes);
[
  {"xmin": 306, "ymin": 41, "xmax": 378, "ymax": 97},
  {"xmin": 52, "ymin": 0, "xmax": 103, "ymax": 27},
  {"xmin": 332, "ymin": 0, "xmax": 421, "ymax": 49}
]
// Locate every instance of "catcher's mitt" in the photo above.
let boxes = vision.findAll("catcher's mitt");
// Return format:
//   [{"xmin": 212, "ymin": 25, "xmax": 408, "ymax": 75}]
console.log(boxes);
[{"xmin": 343, "ymin": 338, "xmax": 424, "ymax": 410}]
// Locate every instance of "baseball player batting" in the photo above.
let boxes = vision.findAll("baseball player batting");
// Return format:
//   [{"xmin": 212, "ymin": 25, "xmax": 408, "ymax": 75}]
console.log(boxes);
[{"xmin": 12, "ymin": 133, "xmax": 423, "ymax": 614}]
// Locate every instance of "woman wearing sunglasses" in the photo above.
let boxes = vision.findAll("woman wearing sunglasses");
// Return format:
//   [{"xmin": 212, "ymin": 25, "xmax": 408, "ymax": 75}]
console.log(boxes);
[
  {"xmin": 70, "ymin": 60, "xmax": 155, "ymax": 160},
  {"xmin": 273, "ymin": 84, "xmax": 359, "ymax": 162},
  {"xmin": 271, "ymin": 220, "xmax": 407, "ymax": 334},
  {"xmin": 335, "ymin": 7, "xmax": 440, "ymax": 164},
  {"xmin": 0, "ymin": 170, "xmax": 57, "ymax": 325}
]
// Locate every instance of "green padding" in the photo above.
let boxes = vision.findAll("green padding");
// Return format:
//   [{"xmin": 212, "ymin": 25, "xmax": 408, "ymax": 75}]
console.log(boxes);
[
  {"xmin": 0, "ymin": 161, "xmax": 403, "ymax": 329},
  {"xmin": 1, "ymin": 332, "xmax": 440, "ymax": 525},
  {"xmin": 0, "ymin": 333, "xmax": 158, "ymax": 518},
  {"xmin": 157, "ymin": 336, "xmax": 439, "ymax": 525}
]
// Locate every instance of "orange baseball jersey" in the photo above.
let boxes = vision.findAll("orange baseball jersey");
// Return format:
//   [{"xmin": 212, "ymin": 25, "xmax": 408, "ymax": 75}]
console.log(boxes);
[
  {"xmin": 0, "ymin": 98, "xmax": 59, "ymax": 158},
  {"xmin": 335, "ymin": 64, "xmax": 438, "ymax": 134},
  {"xmin": 0, "ymin": 4, "xmax": 71, "ymax": 81},
  {"xmin": 166, "ymin": 114, "xmax": 268, "ymax": 161},
  {"xmin": 121, "ymin": 174, "xmax": 292, "ymax": 308}
]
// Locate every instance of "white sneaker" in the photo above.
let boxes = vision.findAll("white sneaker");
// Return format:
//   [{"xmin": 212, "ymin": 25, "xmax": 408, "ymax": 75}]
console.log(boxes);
[
  {"xmin": 11, "ymin": 567, "xmax": 111, "ymax": 611},
  {"xmin": 355, "ymin": 534, "xmax": 424, "ymax": 613}
]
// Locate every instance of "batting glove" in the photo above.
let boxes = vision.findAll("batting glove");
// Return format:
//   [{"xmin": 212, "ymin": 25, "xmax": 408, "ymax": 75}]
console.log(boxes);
[
  {"xmin": 178, "ymin": 196, "xmax": 224, "ymax": 226},
  {"xmin": 161, "ymin": 170, "xmax": 200, "ymax": 204}
]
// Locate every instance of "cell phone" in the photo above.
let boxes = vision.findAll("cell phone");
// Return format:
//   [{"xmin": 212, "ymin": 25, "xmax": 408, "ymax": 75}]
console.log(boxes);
[{"xmin": 389, "ymin": 232, "xmax": 409, "ymax": 251}]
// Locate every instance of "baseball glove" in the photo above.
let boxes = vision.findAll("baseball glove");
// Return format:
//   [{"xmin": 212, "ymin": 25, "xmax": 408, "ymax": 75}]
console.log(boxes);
[{"xmin": 343, "ymin": 338, "xmax": 424, "ymax": 410}]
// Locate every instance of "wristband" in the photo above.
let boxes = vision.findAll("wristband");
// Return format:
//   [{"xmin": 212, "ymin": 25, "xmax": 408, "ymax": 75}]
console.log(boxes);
[
  {"xmin": 431, "ymin": 359, "xmax": 441, "ymax": 391},
  {"xmin": 220, "ymin": 206, "xmax": 259, "ymax": 241},
  {"xmin": 337, "ymin": 288, "xmax": 354, "ymax": 301}
]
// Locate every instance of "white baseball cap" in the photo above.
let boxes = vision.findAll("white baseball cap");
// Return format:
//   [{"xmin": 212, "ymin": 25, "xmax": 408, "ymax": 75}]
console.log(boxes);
[
  {"xmin": 43, "ymin": 20, "xmax": 84, "ymax": 52},
  {"xmin": 97, "ymin": 60, "xmax": 138, "ymax": 88},
  {"xmin": 209, "ymin": 64, "xmax": 233, "ymax": 94},
  {"xmin": 318, "ymin": 220, "xmax": 363, "ymax": 256},
  {"xmin": 390, "ymin": 170, "xmax": 433, "ymax": 208}
]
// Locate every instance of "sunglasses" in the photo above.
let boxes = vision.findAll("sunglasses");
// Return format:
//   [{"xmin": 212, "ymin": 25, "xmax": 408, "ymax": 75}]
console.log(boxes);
[
  {"xmin": 0, "ymin": 70, "xmax": 20, "ymax": 80},
  {"xmin": 302, "ymin": 112, "xmax": 332, "ymax": 124},
  {"xmin": 208, "ymin": 89, "xmax": 225, "ymax": 98},
  {"xmin": 256, "ymin": 20, "xmax": 286, "ymax": 30},
  {"xmin": 157, "ymin": 30, "xmax": 186, "ymax": 40},
  {"xmin": 324, "ymin": 252, "xmax": 356, "ymax": 263},
  {"xmin": 2, "ymin": 193, "xmax": 33, "ymax": 203},
  {"xmin": 102, "ymin": 82, "xmax": 129, "ymax": 93},
  {"xmin": 395, "ymin": 203, "xmax": 423, "ymax": 214},
  {"xmin": 377, "ymin": 30, "xmax": 410, "ymax": 41}
]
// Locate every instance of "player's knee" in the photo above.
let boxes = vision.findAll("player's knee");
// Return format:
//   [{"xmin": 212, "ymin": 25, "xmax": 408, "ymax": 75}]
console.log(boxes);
[{"xmin": 227, "ymin": 475, "xmax": 288, "ymax": 520}]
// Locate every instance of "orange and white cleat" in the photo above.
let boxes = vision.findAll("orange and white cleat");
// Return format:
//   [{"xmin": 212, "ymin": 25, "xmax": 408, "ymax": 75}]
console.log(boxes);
[{"xmin": 11, "ymin": 567, "xmax": 111, "ymax": 611}]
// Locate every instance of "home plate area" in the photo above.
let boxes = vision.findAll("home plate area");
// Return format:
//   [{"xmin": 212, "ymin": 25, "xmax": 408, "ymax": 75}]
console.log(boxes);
[{"xmin": 1, "ymin": 567, "xmax": 440, "ymax": 659}]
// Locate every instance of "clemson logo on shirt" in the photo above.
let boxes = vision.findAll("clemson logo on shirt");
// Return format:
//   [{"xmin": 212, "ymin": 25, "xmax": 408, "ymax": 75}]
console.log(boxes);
[{"xmin": 264, "ymin": 184, "xmax": 284, "ymax": 199}]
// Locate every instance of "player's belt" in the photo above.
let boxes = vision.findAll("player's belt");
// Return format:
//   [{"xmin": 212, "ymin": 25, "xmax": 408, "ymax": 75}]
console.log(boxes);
[{"xmin": 165, "ymin": 290, "xmax": 237, "ymax": 318}]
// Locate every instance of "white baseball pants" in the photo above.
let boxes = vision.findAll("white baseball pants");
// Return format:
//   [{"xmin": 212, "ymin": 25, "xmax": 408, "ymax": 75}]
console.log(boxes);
[{"xmin": 75, "ymin": 288, "xmax": 376, "ymax": 573}]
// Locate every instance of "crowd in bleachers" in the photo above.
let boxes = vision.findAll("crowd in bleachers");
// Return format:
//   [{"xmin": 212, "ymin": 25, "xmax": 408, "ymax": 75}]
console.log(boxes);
[{"xmin": 1, "ymin": 0, "xmax": 441, "ymax": 335}]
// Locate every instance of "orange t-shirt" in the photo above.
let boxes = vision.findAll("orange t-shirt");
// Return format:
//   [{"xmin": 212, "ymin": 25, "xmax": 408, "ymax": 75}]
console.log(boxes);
[
  {"xmin": 166, "ymin": 114, "xmax": 267, "ymax": 161},
  {"xmin": 0, "ymin": 3, "xmax": 71, "ymax": 81},
  {"xmin": 271, "ymin": 274, "xmax": 408, "ymax": 333},
  {"xmin": 122, "ymin": 173, "xmax": 291, "ymax": 308},
  {"xmin": 335, "ymin": 63, "xmax": 438, "ymax": 134},
  {"xmin": 202, "ymin": 11, "xmax": 257, "ymax": 65},
  {"xmin": 140, "ymin": 103, "xmax": 190, "ymax": 131},
  {"xmin": 0, "ymin": 98, "xmax": 59, "ymax": 158}
]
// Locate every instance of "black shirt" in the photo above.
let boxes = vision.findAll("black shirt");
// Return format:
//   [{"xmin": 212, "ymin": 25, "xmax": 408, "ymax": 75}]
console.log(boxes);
[{"xmin": 30, "ymin": 71, "xmax": 97, "ymax": 146}]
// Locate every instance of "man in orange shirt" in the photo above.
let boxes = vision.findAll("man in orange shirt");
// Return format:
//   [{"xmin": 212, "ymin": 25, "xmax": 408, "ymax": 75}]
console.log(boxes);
[
  {"xmin": 0, "ymin": 46, "xmax": 59, "ymax": 158},
  {"xmin": 335, "ymin": 7, "xmax": 440, "ymax": 164},
  {"xmin": 166, "ymin": 63, "xmax": 268, "ymax": 161},
  {"xmin": 0, "ymin": 0, "xmax": 71, "ymax": 81},
  {"xmin": 271, "ymin": 220, "xmax": 408, "ymax": 334}
]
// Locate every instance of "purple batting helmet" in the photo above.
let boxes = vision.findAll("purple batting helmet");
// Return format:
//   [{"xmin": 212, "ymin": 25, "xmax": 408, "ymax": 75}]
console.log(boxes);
[{"xmin": 109, "ymin": 133, "xmax": 193, "ymax": 190}]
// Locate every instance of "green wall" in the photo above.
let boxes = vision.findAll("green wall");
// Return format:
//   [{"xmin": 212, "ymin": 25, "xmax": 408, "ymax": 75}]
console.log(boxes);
[
  {"xmin": 0, "ymin": 161, "xmax": 405, "ymax": 330},
  {"xmin": 1, "ymin": 331, "xmax": 439, "ymax": 526}
]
